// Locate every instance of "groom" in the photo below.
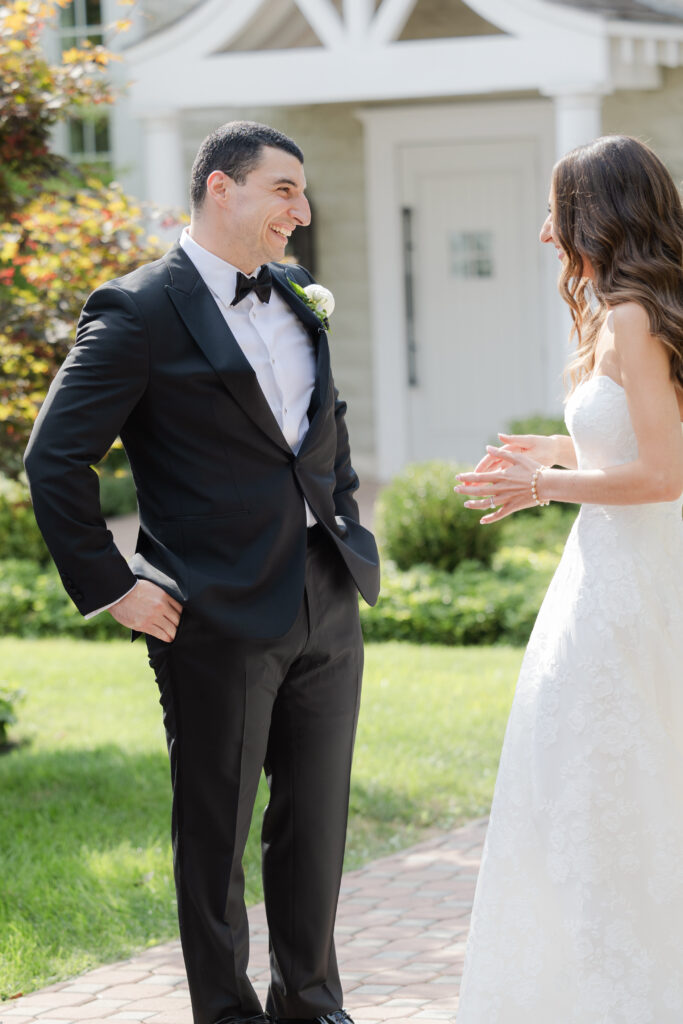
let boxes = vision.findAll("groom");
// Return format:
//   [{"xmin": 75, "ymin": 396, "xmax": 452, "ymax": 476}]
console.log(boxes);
[{"xmin": 24, "ymin": 121, "xmax": 380, "ymax": 1024}]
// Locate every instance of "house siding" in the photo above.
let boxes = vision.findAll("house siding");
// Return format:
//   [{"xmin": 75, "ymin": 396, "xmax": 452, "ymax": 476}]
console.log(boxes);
[{"xmin": 603, "ymin": 67, "xmax": 683, "ymax": 185}]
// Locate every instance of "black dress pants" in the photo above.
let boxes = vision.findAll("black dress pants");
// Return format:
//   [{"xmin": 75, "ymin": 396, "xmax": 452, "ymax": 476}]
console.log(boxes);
[{"xmin": 146, "ymin": 530, "xmax": 363, "ymax": 1024}]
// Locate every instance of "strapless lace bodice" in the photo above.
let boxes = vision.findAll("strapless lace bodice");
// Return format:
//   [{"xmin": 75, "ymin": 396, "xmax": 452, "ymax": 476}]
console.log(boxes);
[
  {"xmin": 566, "ymin": 374, "xmax": 682, "ymax": 524},
  {"xmin": 566, "ymin": 374, "xmax": 638, "ymax": 469}
]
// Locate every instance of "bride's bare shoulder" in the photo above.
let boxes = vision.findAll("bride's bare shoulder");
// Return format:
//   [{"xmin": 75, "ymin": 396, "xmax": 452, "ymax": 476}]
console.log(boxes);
[
  {"xmin": 607, "ymin": 302, "xmax": 671, "ymax": 373},
  {"xmin": 606, "ymin": 301, "xmax": 651, "ymax": 337}
]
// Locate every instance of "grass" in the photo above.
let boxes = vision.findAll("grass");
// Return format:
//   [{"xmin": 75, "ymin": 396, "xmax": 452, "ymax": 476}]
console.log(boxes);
[{"xmin": 0, "ymin": 638, "xmax": 522, "ymax": 998}]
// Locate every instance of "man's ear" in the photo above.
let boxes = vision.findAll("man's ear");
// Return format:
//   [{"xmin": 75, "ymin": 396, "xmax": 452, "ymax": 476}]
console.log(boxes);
[{"xmin": 205, "ymin": 170, "xmax": 233, "ymax": 210}]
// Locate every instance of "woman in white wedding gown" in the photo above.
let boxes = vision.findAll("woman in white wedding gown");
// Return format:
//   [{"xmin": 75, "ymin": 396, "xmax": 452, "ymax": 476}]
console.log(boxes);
[{"xmin": 453, "ymin": 135, "xmax": 683, "ymax": 1023}]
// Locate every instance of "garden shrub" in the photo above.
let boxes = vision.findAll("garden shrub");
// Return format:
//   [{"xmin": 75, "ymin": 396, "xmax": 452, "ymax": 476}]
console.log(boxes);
[
  {"xmin": 360, "ymin": 544, "xmax": 560, "ymax": 646},
  {"xmin": 375, "ymin": 461, "xmax": 502, "ymax": 572},
  {"xmin": 496, "ymin": 502, "xmax": 577, "ymax": 550},
  {"xmin": 505, "ymin": 414, "xmax": 568, "ymax": 439},
  {"xmin": 98, "ymin": 471, "xmax": 137, "ymax": 518},
  {"xmin": 0, "ymin": 524, "xmax": 572, "ymax": 645},
  {"xmin": 0, "ymin": 475, "xmax": 49, "ymax": 562},
  {"xmin": 86, "ymin": 443, "xmax": 138, "ymax": 518},
  {"xmin": 0, "ymin": 559, "xmax": 126, "ymax": 639},
  {"xmin": 0, "ymin": 684, "xmax": 24, "ymax": 746}
]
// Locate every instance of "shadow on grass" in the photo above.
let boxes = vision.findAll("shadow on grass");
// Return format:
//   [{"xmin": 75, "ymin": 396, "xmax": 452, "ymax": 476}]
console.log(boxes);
[
  {"xmin": 344, "ymin": 779, "xmax": 438, "ymax": 869},
  {"xmin": 2, "ymin": 744, "xmax": 171, "ymax": 845},
  {"xmin": 0, "ymin": 739, "xmax": 29, "ymax": 756},
  {"xmin": 0, "ymin": 744, "xmax": 267, "ymax": 996},
  {"xmin": 1, "ymin": 747, "xmax": 436, "ymax": 994}
]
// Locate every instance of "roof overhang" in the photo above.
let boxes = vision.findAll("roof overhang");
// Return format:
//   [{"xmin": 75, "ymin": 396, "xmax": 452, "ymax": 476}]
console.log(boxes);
[{"xmin": 122, "ymin": 0, "xmax": 683, "ymax": 115}]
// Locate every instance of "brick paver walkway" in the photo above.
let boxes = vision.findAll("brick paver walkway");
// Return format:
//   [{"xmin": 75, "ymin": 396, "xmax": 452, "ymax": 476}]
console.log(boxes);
[{"xmin": 3, "ymin": 818, "xmax": 486, "ymax": 1024}]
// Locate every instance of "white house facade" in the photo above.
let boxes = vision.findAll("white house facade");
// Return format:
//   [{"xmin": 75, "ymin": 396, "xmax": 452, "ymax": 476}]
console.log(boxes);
[{"xmin": 53, "ymin": 0, "xmax": 683, "ymax": 479}]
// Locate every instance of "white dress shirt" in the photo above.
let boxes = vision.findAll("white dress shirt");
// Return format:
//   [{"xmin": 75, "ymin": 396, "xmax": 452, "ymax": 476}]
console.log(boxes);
[
  {"xmin": 179, "ymin": 227, "xmax": 317, "ymax": 470},
  {"xmin": 88, "ymin": 230, "xmax": 318, "ymax": 619}
]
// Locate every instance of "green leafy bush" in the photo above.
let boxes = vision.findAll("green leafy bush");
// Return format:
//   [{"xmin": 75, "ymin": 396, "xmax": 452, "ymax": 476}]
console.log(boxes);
[
  {"xmin": 361, "ymin": 542, "xmax": 563, "ymax": 646},
  {"xmin": 375, "ymin": 461, "xmax": 502, "ymax": 571},
  {"xmin": 0, "ymin": 490, "xmax": 578, "ymax": 645},
  {"xmin": 97, "ymin": 467, "xmax": 137, "ymax": 518},
  {"xmin": 93, "ymin": 442, "xmax": 137, "ymax": 518},
  {"xmin": 0, "ymin": 684, "xmax": 24, "ymax": 746},
  {"xmin": 0, "ymin": 475, "xmax": 49, "ymax": 562},
  {"xmin": 0, "ymin": 559, "xmax": 126, "ymax": 639},
  {"xmin": 495, "ymin": 502, "xmax": 577, "ymax": 550},
  {"xmin": 505, "ymin": 414, "xmax": 568, "ymax": 439}
]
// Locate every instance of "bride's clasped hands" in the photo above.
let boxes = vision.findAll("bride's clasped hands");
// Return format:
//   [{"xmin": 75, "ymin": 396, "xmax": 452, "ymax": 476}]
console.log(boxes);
[{"xmin": 454, "ymin": 431, "xmax": 571, "ymax": 523}]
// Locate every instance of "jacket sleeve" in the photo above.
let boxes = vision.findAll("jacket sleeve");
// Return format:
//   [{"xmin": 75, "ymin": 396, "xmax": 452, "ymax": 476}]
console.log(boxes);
[{"xmin": 23, "ymin": 284, "xmax": 149, "ymax": 615}]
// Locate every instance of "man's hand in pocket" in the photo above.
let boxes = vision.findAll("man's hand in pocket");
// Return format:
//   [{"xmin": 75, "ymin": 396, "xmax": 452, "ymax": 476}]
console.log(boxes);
[{"xmin": 109, "ymin": 581, "xmax": 183, "ymax": 642}]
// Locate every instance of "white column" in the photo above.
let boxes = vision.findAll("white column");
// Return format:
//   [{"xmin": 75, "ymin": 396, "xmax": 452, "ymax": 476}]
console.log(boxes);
[
  {"xmin": 142, "ymin": 112, "xmax": 187, "ymax": 212},
  {"xmin": 551, "ymin": 92, "xmax": 603, "ymax": 160},
  {"xmin": 542, "ymin": 93, "xmax": 604, "ymax": 408}
]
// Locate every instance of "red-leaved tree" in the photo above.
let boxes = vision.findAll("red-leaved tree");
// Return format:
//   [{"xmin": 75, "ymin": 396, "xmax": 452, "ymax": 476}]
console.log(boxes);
[{"xmin": 0, "ymin": 0, "xmax": 178, "ymax": 476}]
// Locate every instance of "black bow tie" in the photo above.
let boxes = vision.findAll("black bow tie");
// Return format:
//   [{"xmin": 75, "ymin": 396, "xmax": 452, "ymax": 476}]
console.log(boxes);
[{"xmin": 231, "ymin": 265, "xmax": 272, "ymax": 306}]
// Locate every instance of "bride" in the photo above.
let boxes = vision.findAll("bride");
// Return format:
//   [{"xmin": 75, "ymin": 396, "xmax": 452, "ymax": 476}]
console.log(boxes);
[{"xmin": 453, "ymin": 135, "xmax": 683, "ymax": 1022}]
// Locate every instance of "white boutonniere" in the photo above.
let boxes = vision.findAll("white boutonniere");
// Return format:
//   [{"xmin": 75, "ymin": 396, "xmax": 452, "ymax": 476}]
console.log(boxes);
[{"xmin": 288, "ymin": 279, "xmax": 335, "ymax": 329}]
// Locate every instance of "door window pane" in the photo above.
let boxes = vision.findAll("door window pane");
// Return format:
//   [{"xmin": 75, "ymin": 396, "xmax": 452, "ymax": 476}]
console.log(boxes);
[{"xmin": 450, "ymin": 231, "xmax": 494, "ymax": 279}]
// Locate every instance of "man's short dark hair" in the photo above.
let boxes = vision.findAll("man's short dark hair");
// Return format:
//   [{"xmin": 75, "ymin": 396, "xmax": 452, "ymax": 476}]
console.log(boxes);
[{"xmin": 189, "ymin": 121, "xmax": 304, "ymax": 210}]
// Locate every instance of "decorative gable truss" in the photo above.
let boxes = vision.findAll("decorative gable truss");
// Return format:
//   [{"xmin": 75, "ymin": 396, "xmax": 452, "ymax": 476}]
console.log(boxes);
[{"xmin": 125, "ymin": 0, "xmax": 683, "ymax": 114}]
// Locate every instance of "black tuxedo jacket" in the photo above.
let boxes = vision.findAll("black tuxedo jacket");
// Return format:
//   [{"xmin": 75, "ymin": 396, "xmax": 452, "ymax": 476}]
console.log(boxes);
[{"xmin": 24, "ymin": 243, "xmax": 380, "ymax": 639}]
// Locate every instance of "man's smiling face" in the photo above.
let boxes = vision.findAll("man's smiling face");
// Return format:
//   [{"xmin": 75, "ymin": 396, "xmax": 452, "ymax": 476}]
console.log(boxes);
[{"xmin": 219, "ymin": 145, "xmax": 311, "ymax": 273}]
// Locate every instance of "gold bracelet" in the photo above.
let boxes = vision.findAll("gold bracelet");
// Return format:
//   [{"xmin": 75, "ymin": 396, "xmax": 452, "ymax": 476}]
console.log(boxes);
[{"xmin": 531, "ymin": 465, "xmax": 550, "ymax": 507}]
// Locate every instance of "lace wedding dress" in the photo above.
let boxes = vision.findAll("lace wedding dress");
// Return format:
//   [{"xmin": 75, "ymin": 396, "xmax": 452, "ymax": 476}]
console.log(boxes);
[{"xmin": 457, "ymin": 375, "xmax": 683, "ymax": 1024}]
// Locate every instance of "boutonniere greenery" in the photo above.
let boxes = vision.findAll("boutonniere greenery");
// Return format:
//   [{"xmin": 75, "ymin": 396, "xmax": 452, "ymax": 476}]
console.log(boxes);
[{"xmin": 288, "ymin": 278, "xmax": 335, "ymax": 329}]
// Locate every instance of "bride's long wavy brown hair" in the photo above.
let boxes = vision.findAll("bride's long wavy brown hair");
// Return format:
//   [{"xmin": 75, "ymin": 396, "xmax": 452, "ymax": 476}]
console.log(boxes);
[{"xmin": 552, "ymin": 135, "xmax": 683, "ymax": 395}]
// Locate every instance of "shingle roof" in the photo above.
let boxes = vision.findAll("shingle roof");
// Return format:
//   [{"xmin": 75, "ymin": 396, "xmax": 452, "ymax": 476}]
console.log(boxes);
[{"xmin": 548, "ymin": 0, "xmax": 683, "ymax": 24}]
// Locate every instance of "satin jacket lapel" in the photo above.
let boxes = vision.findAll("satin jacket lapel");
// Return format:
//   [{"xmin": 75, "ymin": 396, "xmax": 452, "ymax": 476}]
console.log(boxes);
[
  {"xmin": 163, "ymin": 244, "xmax": 291, "ymax": 454},
  {"xmin": 307, "ymin": 329, "xmax": 330, "ymax": 426},
  {"xmin": 270, "ymin": 263, "xmax": 324, "ymax": 337},
  {"xmin": 270, "ymin": 263, "xmax": 331, "ymax": 422}
]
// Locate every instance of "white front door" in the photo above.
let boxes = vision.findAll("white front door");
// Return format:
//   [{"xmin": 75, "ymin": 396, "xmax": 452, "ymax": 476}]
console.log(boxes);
[{"xmin": 401, "ymin": 139, "xmax": 546, "ymax": 466}]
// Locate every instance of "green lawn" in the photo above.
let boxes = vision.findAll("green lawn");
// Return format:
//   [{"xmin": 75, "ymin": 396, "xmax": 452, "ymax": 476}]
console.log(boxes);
[{"xmin": 0, "ymin": 639, "xmax": 521, "ymax": 998}]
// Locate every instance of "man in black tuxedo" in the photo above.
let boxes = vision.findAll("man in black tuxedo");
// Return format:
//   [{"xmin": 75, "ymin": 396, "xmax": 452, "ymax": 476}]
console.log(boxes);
[{"xmin": 24, "ymin": 121, "xmax": 380, "ymax": 1024}]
